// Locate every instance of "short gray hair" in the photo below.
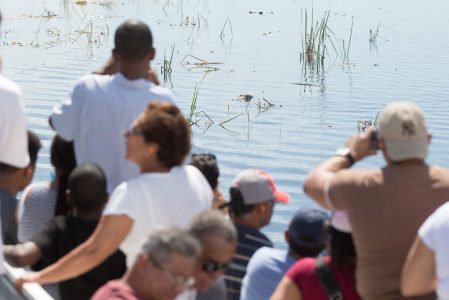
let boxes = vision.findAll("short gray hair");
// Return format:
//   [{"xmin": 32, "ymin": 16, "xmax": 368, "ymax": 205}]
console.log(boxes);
[
  {"xmin": 141, "ymin": 226, "xmax": 201, "ymax": 265},
  {"xmin": 188, "ymin": 210, "xmax": 237, "ymax": 243}
]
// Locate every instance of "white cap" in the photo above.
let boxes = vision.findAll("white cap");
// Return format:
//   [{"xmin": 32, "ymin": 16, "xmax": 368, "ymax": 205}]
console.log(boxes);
[{"xmin": 378, "ymin": 101, "xmax": 428, "ymax": 162}]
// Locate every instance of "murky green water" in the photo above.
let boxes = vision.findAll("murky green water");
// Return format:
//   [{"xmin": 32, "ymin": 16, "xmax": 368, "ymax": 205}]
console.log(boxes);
[{"xmin": 2, "ymin": 0, "xmax": 449, "ymax": 247}]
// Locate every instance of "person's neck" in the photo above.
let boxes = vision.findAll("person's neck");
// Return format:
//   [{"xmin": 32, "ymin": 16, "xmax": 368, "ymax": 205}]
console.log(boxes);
[
  {"xmin": 0, "ymin": 175, "xmax": 21, "ymax": 195},
  {"xmin": 287, "ymin": 249, "xmax": 302, "ymax": 260},
  {"xmin": 140, "ymin": 162, "xmax": 171, "ymax": 174},
  {"xmin": 118, "ymin": 61, "xmax": 149, "ymax": 81},
  {"xmin": 233, "ymin": 215, "xmax": 262, "ymax": 230},
  {"xmin": 122, "ymin": 268, "xmax": 151, "ymax": 300},
  {"xmin": 388, "ymin": 158, "xmax": 426, "ymax": 166}
]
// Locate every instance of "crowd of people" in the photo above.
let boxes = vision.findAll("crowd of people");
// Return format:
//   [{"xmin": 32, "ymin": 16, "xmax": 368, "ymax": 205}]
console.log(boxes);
[{"xmin": 2, "ymin": 11, "xmax": 449, "ymax": 300}]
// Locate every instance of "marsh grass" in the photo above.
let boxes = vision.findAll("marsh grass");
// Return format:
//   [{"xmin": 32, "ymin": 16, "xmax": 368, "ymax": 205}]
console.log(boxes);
[
  {"xmin": 188, "ymin": 71, "xmax": 209, "ymax": 122},
  {"xmin": 161, "ymin": 44, "xmax": 175, "ymax": 82},
  {"xmin": 300, "ymin": 9, "xmax": 354, "ymax": 75},
  {"xmin": 357, "ymin": 112, "xmax": 380, "ymax": 133},
  {"xmin": 220, "ymin": 16, "xmax": 233, "ymax": 41}
]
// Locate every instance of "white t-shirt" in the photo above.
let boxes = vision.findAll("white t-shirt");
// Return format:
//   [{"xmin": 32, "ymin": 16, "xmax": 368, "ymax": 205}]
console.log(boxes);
[
  {"xmin": 0, "ymin": 74, "xmax": 29, "ymax": 168},
  {"xmin": 103, "ymin": 165, "xmax": 213, "ymax": 267},
  {"xmin": 0, "ymin": 74, "xmax": 30, "ymax": 275},
  {"xmin": 419, "ymin": 202, "xmax": 449, "ymax": 300},
  {"xmin": 50, "ymin": 73, "xmax": 174, "ymax": 192}
]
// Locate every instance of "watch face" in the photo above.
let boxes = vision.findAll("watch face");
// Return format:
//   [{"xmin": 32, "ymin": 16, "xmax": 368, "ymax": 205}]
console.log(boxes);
[{"xmin": 335, "ymin": 148, "xmax": 351, "ymax": 156}]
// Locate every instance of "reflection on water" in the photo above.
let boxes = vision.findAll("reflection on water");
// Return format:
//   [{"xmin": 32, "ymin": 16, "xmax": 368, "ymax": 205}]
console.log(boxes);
[{"xmin": 2, "ymin": 0, "xmax": 449, "ymax": 247}]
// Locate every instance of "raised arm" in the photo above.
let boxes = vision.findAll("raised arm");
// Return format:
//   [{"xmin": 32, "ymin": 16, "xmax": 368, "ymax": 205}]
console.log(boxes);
[
  {"xmin": 17, "ymin": 214, "xmax": 133, "ymax": 287},
  {"xmin": 303, "ymin": 128, "xmax": 375, "ymax": 209},
  {"xmin": 401, "ymin": 236, "xmax": 436, "ymax": 297},
  {"xmin": 270, "ymin": 276, "xmax": 302, "ymax": 300},
  {"xmin": 4, "ymin": 242, "xmax": 42, "ymax": 267}
]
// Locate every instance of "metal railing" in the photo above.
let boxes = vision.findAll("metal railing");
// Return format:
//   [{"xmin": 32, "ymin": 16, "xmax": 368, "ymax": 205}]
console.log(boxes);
[{"xmin": 0, "ymin": 262, "xmax": 52, "ymax": 300}]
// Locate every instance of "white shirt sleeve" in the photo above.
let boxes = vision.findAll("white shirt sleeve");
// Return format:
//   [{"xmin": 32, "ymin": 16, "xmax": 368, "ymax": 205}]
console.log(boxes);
[
  {"xmin": 103, "ymin": 181, "xmax": 138, "ymax": 221},
  {"xmin": 418, "ymin": 203, "xmax": 449, "ymax": 251},
  {"xmin": 50, "ymin": 81, "xmax": 85, "ymax": 141}
]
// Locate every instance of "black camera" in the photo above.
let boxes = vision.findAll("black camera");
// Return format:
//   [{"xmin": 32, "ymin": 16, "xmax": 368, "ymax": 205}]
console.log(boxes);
[{"xmin": 370, "ymin": 130, "xmax": 379, "ymax": 150}]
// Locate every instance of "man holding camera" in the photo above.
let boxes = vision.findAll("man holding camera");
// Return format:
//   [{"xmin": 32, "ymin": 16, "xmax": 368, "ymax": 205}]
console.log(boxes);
[{"xmin": 303, "ymin": 101, "xmax": 449, "ymax": 300}]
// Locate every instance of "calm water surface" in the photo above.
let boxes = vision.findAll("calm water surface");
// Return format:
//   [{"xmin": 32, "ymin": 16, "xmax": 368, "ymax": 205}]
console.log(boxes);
[{"xmin": 1, "ymin": 0, "xmax": 449, "ymax": 247}]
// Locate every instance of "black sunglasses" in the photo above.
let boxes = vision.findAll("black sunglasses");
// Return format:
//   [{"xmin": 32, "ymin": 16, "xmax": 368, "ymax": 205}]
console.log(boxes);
[
  {"xmin": 202, "ymin": 259, "xmax": 229, "ymax": 273},
  {"xmin": 192, "ymin": 153, "xmax": 217, "ymax": 161}
]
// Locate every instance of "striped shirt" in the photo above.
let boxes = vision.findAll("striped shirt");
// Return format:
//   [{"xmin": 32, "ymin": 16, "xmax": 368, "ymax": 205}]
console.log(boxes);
[
  {"xmin": 224, "ymin": 224, "xmax": 273, "ymax": 300},
  {"xmin": 18, "ymin": 182, "xmax": 57, "ymax": 242},
  {"xmin": 0, "ymin": 188, "xmax": 18, "ymax": 245}
]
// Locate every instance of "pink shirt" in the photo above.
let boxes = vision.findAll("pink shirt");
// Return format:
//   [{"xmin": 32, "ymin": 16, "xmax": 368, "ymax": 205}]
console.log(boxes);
[
  {"xmin": 286, "ymin": 256, "xmax": 361, "ymax": 300},
  {"xmin": 91, "ymin": 280, "xmax": 144, "ymax": 300}
]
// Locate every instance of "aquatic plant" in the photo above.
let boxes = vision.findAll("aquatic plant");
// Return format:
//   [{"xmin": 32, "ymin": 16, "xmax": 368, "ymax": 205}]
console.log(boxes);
[
  {"xmin": 188, "ymin": 71, "xmax": 209, "ymax": 122},
  {"xmin": 357, "ymin": 112, "xmax": 380, "ymax": 133},
  {"xmin": 220, "ymin": 16, "xmax": 233, "ymax": 41},
  {"xmin": 300, "ymin": 9, "xmax": 354, "ymax": 75},
  {"xmin": 161, "ymin": 44, "xmax": 175, "ymax": 82}
]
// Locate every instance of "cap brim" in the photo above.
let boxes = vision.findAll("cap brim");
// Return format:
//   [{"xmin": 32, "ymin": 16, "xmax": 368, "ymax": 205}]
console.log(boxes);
[{"xmin": 274, "ymin": 189, "xmax": 290, "ymax": 204}]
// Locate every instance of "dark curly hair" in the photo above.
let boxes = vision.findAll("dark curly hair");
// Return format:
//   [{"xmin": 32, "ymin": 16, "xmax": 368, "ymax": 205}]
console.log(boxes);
[
  {"xmin": 139, "ymin": 102, "xmax": 191, "ymax": 168},
  {"xmin": 50, "ymin": 135, "xmax": 76, "ymax": 216}
]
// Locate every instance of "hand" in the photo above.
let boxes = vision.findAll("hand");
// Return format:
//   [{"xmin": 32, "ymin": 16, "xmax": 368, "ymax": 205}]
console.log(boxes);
[
  {"xmin": 15, "ymin": 271, "xmax": 40, "ymax": 293},
  {"xmin": 346, "ymin": 127, "xmax": 377, "ymax": 161}
]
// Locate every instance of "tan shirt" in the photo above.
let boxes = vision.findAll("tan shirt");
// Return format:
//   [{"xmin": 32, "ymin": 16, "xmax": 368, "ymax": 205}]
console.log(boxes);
[{"xmin": 329, "ymin": 164, "xmax": 449, "ymax": 300}]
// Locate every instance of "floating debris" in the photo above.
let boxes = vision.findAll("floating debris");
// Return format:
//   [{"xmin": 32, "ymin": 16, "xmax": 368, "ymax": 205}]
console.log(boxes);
[
  {"xmin": 237, "ymin": 94, "xmax": 253, "ymax": 102},
  {"xmin": 181, "ymin": 54, "xmax": 222, "ymax": 71},
  {"xmin": 249, "ymin": 11, "xmax": 274, "ymax": 15}
]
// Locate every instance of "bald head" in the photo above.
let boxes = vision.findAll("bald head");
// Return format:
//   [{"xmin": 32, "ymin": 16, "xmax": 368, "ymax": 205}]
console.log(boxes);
[
  {"xmin": 114, "ymin": 19, "xmax": 153, "ymax": 61},
  {"xmin": 68, "ymin": 163, "xmax": 107, "ymax": 213}
]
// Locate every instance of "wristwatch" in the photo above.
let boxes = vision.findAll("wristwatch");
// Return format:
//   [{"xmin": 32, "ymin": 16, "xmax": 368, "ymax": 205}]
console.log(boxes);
[{"xmin": 334, "ymin": 148, "xmax": 355, "ymax": 167}]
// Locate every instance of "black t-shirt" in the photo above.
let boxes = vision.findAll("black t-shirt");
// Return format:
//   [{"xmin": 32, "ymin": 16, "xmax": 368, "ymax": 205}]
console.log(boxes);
[{"xmin": 31, "ymin": 215, "xmax": 126, "ymax": 300}]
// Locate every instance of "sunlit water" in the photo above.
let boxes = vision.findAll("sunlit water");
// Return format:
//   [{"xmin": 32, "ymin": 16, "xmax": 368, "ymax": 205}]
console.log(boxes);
[{"xmin": 1, "ymin": 0, "xmax": 449, "ymax": 248}]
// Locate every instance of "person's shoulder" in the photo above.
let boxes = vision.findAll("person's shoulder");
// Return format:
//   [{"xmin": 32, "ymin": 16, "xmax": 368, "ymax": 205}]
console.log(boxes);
[
  {"xmin": 0, "ymin": 75, "xmax": 21, "ymax": 95},
  {"xmin": 150, "ymin": 84, "xmax": 174, "ymax": 97},
  {"xmin": 334, "ymin": 168, "xmax": 381, "ymax": 186}
]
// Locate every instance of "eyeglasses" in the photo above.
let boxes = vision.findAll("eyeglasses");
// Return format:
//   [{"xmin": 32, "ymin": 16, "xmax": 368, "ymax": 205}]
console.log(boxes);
[
  {"xmin": 149, "ymin": 255, "xmax": 195, "ymax": 289},
  {"xmin": 201, "ymin": 259, "xmax": 229, "ymax": 273}
]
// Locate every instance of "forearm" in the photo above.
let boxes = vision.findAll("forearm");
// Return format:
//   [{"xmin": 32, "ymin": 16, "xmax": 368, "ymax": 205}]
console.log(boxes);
[
  {"xmin": 3, "ymin": 243, "xmax": 42, "ymax": 267},
  {"xmin": 31, "ymin": 241, "xmax": 110, "ymax": 285}
]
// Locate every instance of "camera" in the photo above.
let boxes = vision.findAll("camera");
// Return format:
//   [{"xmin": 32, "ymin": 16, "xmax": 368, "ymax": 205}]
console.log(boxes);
[{"xmin": 370, "ymin": 130, "xmax": 379, "ymax": 150}]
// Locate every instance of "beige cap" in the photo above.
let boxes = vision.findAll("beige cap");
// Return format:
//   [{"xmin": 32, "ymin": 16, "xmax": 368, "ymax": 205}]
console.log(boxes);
[{"xmin": 378, "ymin": 101, "xmax": 428, "ymax": 161}]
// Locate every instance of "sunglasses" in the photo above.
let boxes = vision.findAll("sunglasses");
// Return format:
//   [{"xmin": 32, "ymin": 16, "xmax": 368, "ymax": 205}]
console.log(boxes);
[
  {"xmin": 202, "ymin": 259, "xmax": 229, "ymax": 273},
  {"xmin": 149, "ymin": 255, "xmax": 195, "ymax": 289}
]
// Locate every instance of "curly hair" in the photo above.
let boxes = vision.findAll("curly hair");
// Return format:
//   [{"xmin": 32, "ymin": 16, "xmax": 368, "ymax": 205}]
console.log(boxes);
[{"xmin": 139, "ymin": 102, "xmax": 191, "ymax": 168}]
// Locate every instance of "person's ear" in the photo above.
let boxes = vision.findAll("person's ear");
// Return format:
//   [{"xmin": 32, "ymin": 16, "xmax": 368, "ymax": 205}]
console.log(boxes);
[
  {"xmin": 148, "ymin": 48, "xmax": 155, "ymax": 61},
  {"xmin": 284, "ymin": 231, "xmax": 290, "ymax": 244},
  {"xmin": 145, "ymin": 143, "xmax": 159, "ymax": 156},
  {"xmin": 427, "ymin": 134, "xmax": 432, "ymax": 144}
]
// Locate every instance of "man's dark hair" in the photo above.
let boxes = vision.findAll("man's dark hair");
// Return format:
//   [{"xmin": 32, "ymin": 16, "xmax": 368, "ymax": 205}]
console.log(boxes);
[
  {"xmin": 228, "ymin": 187, "xmax": 256, "ymax": 217},
  {"xmin": 114, "ymin": 19, "xmax": 153, "ymax": 61},
  {"xmin": 27, "ymin": 130, "xmax": 41, "ymax": 166},
  {"xmin": 68, "ymin": 163, "xmax": 107, "ymax": 213},
  {"xmin": 190, "ymin": 153, "xmax": 219, "ymax": 189}
]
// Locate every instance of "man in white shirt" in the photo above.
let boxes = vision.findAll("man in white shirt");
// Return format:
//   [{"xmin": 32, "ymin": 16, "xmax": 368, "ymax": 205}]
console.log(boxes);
[
  {"xmin": 49, "ymin": 19, "xmax": 174, "ymax": 192},
  {"xmin": 0, "ymin": 10, "xmax": 30, "ymax": 275}
]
